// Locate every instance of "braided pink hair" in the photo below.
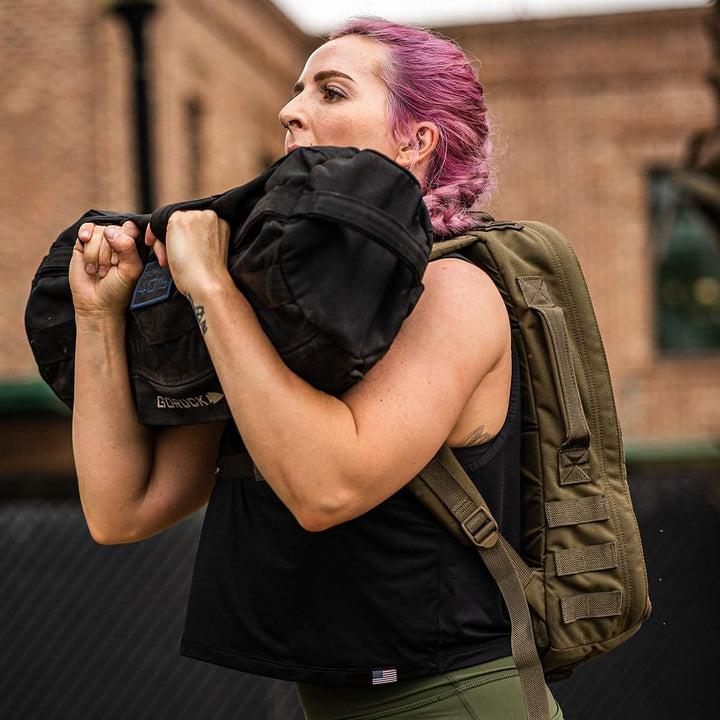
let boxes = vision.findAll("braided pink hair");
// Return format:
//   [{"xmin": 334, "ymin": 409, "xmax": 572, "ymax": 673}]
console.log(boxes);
[{"xmin": 330, "ymin": 17, "xmax": 493, "ymax": 238}]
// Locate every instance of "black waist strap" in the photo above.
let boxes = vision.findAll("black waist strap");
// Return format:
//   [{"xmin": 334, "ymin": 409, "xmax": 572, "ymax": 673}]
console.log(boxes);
[{"xmin": 216, "ymin": 453, "xmax": 254, "ymax": 481}]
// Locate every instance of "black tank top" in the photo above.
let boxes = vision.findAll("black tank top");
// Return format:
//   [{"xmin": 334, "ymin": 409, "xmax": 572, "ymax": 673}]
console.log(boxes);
[{"xmin": 180, "ymin": 348, "xmax": 521, "ymax": 685}]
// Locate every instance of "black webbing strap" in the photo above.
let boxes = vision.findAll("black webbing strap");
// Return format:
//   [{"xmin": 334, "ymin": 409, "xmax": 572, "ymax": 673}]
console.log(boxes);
[
  {"xmin": 411, "ymin": 445, "xmax": 549, "ymax": 720},
  {"xmin": 243, "ymin": 188, "xmax": 429, "ymax": 276}
]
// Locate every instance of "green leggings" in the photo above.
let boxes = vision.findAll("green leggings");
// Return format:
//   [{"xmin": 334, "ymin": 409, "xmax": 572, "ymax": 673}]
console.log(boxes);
[{"xmin": 296, "ymin": 656, "xmax": 564, "ymax": 720}]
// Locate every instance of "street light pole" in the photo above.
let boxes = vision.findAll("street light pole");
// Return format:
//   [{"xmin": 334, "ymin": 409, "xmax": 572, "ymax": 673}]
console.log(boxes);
[{"xmin": 103, "ymin": 1, "xmax": 158, "ymax": 212}]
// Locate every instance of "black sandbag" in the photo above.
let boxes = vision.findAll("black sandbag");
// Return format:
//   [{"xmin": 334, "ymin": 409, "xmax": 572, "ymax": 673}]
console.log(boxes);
[
  {"xmin": 25, "ymin": 209, "xmax": 149, "ymax": 411},
  {"xmin": 25, "ymin": 146, "xmax": 433, "ymax": 425}
]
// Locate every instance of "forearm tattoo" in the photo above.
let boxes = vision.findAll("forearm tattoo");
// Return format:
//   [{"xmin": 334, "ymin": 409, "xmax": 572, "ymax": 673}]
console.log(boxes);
[{"xmin": 186, "ymin": 293, "xmax": 208, "ymax": 336}]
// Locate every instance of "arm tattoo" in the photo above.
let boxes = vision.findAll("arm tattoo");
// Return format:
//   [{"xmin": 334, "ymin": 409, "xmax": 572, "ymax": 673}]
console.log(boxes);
[
  {"xmin": 186, "ymin": 292, "xmax": 208, "ymax": 336},
  {"xmin": 456, "ymin": 425, "xmax": 495, "ymax": 448}
]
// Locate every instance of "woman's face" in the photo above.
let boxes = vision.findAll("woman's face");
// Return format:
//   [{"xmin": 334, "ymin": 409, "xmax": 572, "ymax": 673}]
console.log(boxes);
[{"xmin": 279, "ymin": 35, "xmax": 402, "ymax": 162}]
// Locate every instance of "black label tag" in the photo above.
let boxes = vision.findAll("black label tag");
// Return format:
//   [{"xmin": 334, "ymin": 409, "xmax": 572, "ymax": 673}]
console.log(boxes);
[{"xmin": 130, "ymin": 261, "xmax": 174, "ymax": 309}]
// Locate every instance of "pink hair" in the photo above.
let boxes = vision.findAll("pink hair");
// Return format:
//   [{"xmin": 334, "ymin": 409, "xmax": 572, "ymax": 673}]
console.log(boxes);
[{"xmin": 329, "ymin": 17, "xmax": 492, "ymax": 238}]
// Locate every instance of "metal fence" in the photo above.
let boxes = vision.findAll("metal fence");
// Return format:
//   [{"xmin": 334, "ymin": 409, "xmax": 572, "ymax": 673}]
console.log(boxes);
[{"xmin": 1, "ymin": 471, "xmax": 718, "ymax": 719}]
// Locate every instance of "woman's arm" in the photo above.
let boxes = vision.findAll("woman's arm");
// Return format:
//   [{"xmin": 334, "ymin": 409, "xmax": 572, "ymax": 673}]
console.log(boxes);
[
  {"xmin": 70, "ymin": 221, "xmax": 223, "ymax": 544},
  {"xmin": 159, "ymin": 210, "xmax": 510, "ymax": 532},
  {"xmin": 73, "ymin": 314, "xmax": 223, "ymax": 544}
]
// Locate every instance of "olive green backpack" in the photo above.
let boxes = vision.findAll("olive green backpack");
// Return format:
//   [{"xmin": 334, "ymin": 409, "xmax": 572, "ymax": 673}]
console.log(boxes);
[{"xmin": 408, "ymin": 218, "xmax": 651, "ymax": 720}]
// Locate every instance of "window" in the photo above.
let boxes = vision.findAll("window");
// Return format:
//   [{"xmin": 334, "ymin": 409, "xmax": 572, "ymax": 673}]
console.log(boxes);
[{"xmin": 650, "ymin": 169, "xmax": 720, "ymax": 352}]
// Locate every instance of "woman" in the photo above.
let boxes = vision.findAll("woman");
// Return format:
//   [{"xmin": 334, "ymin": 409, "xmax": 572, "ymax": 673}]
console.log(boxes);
[{"xmin": 70, "ymin": 17, "xmax": 563, "ymax": 720}]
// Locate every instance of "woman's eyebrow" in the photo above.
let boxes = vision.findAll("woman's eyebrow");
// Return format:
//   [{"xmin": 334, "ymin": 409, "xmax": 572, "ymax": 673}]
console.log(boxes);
[
  {"xmin": 291, "ymin": 70, "xmax": 354, "ymax": 97},
  {"xmin": 314, "ymin": 70, "xmax": 353, "ymax": 84}
]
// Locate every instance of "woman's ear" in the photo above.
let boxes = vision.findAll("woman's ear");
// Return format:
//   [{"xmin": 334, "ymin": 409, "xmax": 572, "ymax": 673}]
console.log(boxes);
[{"xmin": 394, "ymin": 121, "xmax": 439, "ymax": 175}]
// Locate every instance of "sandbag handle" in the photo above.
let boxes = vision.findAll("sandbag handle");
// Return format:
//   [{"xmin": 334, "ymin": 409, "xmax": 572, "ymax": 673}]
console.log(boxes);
[
  {"xmin": 148, "ymin": 165, "xmax": 275, "ymax": 242},
  {"xmin": 76, "ymin": 211, "xmax": 152, "ymax": 264},
  {"xmin": 241, "ymin": 188, "xmax": 431, "ymax": 278}
]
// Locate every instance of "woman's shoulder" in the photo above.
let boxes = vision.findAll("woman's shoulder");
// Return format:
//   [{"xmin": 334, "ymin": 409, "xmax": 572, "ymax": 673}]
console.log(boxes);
[
  {"xmin": 422, "ymin": 255, "xmax": 507, "ymax": 327},
  {"xmin": 390, "ymin": 255, "xmax": 510, "ymax": 382}
]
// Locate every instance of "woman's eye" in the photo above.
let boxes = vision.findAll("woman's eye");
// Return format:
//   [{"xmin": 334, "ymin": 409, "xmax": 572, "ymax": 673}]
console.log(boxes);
[{"xmin": 320, "ymin": 84, "xmax": 344, "ymax": 101}]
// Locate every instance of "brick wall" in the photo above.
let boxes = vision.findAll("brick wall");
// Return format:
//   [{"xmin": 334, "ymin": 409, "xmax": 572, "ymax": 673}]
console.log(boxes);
[
  {"xmin": 0, "ymin": 0, "xmax": 316, "ymax": 379},
  {"xmin": 447, "ymin": 7, "xmax": 720, "ymax": 443},
  {"xmin": 2, "ymin": 2, "xmax": 718, "ymax": 446},
  {"xmin": 1, "ymin": 0, "xmax": 99, "ymax": 381}
]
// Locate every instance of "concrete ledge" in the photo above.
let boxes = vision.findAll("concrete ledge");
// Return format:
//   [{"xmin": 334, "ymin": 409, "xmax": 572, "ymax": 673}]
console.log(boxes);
[
  {"xmin": 625, "ymin": 439, "xmax": 720, "ymax": 477},
  {"xmin": 0, "ymin": 381, "xmax": 69, "ymax": 415}
]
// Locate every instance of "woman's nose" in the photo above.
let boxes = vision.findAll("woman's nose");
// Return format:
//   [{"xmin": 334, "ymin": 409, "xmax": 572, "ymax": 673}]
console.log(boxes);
[{"xmin": 278, "ymin": 95, "xmax": 304, "ymax": 130}]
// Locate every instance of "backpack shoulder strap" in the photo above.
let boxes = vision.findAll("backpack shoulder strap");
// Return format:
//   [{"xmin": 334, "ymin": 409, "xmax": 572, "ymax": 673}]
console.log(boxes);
[
  {"xmin": 409, "ymin": 446, "xmax": 549, "ymax": 720},
  {"xmin": 429, "ymin": 220, "xmax": 524, "ymax": 259}
]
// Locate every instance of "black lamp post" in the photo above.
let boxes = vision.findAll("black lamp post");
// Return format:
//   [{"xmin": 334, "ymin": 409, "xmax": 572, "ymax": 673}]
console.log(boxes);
[{"xmin": 103, "ymin": 1, "xmax": 158, "ymax": 212}]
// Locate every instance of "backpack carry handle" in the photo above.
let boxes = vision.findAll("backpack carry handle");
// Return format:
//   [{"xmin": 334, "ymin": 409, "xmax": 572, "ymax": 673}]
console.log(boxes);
[
  {"xmin": 431, "ymin": 231, "xmax": 592, "ymax": 486},
  {"xmin": 517, "ymin": 276, "xmax": 591, "ymax": 487}
]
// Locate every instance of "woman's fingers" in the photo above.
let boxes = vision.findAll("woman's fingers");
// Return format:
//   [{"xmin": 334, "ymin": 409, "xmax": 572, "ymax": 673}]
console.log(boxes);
[
  {"xmin": 77, "ymin": 221, "xmax": 143, "ymax": 278},
  {"xmin": 144, "ymin": 223, "xmax": 168, "ymax": 266},
  {"xmin": 97, "ymin": 229, "xmax": 113, "ymax": 278},
  {"xmin": 78, "ymin": 222, "xmax": 94, "ymax": 245},
  {"xmin": 108, "ymin": 221, "xmax": 140, "ymax": 266},
  {"xmin": 80, "ymin": 224, "xmax": 109, "ymax": 276},
  {"xmin": 122, "ymin": 219, "xmax": 141, "ymax": 240}
]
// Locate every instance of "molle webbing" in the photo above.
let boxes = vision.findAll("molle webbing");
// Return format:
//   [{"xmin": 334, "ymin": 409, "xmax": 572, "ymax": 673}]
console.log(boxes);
[
  {"xmin": 561, "ymin": 591, "xmax": 623, "ymax": 624},
  {"xmin": 544, "ymin": 496, "xmax": 610, "ymax": 528},
  {"xmin": 553, "ymin": 543, "xmax": 618, "ymax": 577}
]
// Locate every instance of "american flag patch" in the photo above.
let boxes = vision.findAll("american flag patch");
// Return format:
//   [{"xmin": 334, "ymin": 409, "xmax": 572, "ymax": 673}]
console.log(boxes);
[{"xmin": 371, "ymin": 668, "xmax": 398, "ymax": 685}]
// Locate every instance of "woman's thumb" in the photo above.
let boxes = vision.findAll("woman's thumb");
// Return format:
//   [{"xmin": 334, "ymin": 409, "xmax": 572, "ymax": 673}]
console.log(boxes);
[{"xmin": 104, "ymin": 225, "xmax": 139, "ymax": 257}]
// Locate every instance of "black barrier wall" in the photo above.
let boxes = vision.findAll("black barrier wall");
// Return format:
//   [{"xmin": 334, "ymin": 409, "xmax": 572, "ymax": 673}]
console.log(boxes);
[
  {"xmin": 0, "ymin": 504, "xmax": 303, "ymax": 720},
  {"xmin": 1, "ymin": 473, "xmax": 718, "ymax": 719}
]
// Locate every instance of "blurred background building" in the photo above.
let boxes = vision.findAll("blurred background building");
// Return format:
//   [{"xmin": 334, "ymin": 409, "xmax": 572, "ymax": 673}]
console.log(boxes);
[{"xmin": 1, "ymin": 1, "xmax": 718, "ymax": 718}]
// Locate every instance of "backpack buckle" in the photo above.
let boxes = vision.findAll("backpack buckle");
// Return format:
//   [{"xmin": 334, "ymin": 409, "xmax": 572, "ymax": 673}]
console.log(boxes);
[{"xmin": 461, "ymin": 507, "xmax": 499, "ymax": 548}]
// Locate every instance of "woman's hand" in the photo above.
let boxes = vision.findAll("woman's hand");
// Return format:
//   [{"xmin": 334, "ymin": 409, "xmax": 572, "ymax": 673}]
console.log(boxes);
[
  {"xmin": 69, "ymin": 220, "xmax": 144, "ymax": 317},
  {"xmin": 145, "ymin": 209, "xmax": 230, "ymax": 297}
]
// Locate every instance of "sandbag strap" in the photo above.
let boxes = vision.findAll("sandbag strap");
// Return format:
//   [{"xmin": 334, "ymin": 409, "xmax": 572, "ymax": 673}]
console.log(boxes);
[
  {"xmin": 414, "ymin": 447, "xmax": 549, "ymax": 720},
  {"xmin": 545, "ymin": 495, "xmax": 609, "ymax": 528},
  {"xmin": 148, "ymin": 164, "xmax": 274, "ymax": 241},
  {"xmin": 215, "ymin": 453, "xmax": 253, "ymax": 481},
  {"xmin": 517, "ymin": 276, "xmax": 591, "ymax": 486},
  {"xmin": 245, "ymin": 189, "xmax": 429, "ymax": 276},
  {"xmin": 553, "ymin": 543, "xmax": 618, "ymax": 576},
  {"xmin": 561, "ymin": 591, "xmax": 623, "ymax": 624},
  {"xmin": 216, "ymin": 453, "xmax": 268, "ymax": 484}
]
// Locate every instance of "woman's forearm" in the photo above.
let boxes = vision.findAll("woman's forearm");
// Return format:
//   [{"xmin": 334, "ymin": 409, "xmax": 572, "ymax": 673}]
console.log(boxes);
[
  {"xmin": 72, "ymin": 314, "xmax": 154, "ymax": 539},
  {"xmin": 188, "ymin": 274, "xmax": 365, "ymax": 528},
  {"xmin": 158, "ymin": 211, "xmax": 491, "ymax": 532}
]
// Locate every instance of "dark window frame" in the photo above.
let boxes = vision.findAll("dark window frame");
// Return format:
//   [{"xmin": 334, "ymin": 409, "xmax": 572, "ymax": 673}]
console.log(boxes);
[{"xmin": 649, "ymin": 167, "xmax": 720, "ymax": 354}]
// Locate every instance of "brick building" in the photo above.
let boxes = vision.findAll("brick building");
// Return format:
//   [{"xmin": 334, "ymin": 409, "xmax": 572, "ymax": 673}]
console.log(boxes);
[
  {"xmin": 0, "ymin": 0, "xmax": 317, "ymax": 479},
  {"xmin": 1, "ymin": 1, "xmax": 718, "ymax": 478},
  {"xmin": 446, "ymin": 7, "xmax": 720, "ymax": 452}
]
